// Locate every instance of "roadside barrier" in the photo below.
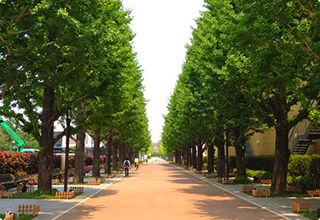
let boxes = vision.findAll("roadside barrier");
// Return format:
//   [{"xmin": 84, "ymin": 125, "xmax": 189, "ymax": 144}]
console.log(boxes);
[
  {"xmin": 252, "ymin": 189, "xmax": 270, "ymax": 197},
  {"xmin": 87, "ymin": 179, "xmax": 100, "ymax": 185},
  {"xmin": 0, "ymin": 190, "xmax": 13, "ymax": 198},
  {"xmin": 241, "ymin": 185, "xmax": 254, "ymax": 192},
  {"xmin": 69, "ymin": 186, "xmax": 84, "ymax": 193},
  {"xmin": 55, "ymin": 191, "xmax": 75, "ymax": 199},
  {"xmin": 18, "ymin": 204, "xmax": 40, "ymax": 216},
  {"xmin": 308, "ymin": 189, "xmax": 320, "ymax": 197},
  {"xmin": 292, "ymin": 202, "xmax": 311, "ymax": 213}
]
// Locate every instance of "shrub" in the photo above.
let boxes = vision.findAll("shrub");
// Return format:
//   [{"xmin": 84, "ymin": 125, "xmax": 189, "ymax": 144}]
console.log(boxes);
[
  {"xmin": 245, "ymin": 155, "xmax": 274, "ymax": 172},
  {"xmin": 261, "ymin": 171, "xmax": 273, "ymax": 180},
  {"xmin": 85, "ymin": 155, "xmax": 93, "ymax": 166},
  {"xmin": 234, "ymin": 175, "xmax": 251, "ymax": 184},
  {"xmin": 288, "ymin": 155, "xmax": 311, "ymax": 177}
]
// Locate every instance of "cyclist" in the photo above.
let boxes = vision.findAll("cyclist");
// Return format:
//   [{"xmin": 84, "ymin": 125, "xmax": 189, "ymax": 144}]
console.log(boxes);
[
  {"xmin": 123, "ymin": 158, "xmax": 131, "ymax": 176},
  {"xmin": 134, "ymin": 157, "xmax": 139, "ymax": 170}
]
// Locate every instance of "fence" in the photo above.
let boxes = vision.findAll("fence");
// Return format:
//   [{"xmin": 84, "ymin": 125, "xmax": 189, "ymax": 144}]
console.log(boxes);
[
  {"xmin": 70, "ymin": 186, "xmax": 84, "ymax": 193},
  {"xmin": 222, "ymin": 178, "xmax": 234, "ymax": 184},
  {"xmin": 18, "ymin": 204, "xmax": 40, "ymax": 216},
  {"xmin": 55, "ymin": 191, "xmax": 75, "ymax": 199},
  {"xmin": 0, "ymin": 190, "xmax": 13, "ymax": 198},
  {"xmin": 292, "ymin": 202, "xmax": 311, "ymax": 213},
  {"xmin": 308, "ymin": 189, "xmax": 320, "ymax": 197},
  {"xmin": 286, "ymin": 185, "xmax": 302, "ymax": 192},
  {"xmin": 241, "ymin": 185, "xmax": 254, "ymax": 192},
  {"xmin": 16, "ymin": 185, "xmax": 35, "ymax": 193},
  {"xmin": 52, "ymin": 179, "xmax": 60, "ymax": 185},
  {"xmin": 261, "ymin": 179, "xmax": 272, "ymax": 184},
  {"xmin": 87, "ymin": 179, "xmax": 100, "ymax": 185},
  {"xmin": 252, "ymin": 189, "xmax": 270, "ymax": 197}
]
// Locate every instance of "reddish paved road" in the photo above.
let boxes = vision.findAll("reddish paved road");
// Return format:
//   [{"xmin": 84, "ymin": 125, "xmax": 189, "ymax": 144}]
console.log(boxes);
[{"xmin": 57, "ymin": 162, "xmax": 284, "ymax": 220}]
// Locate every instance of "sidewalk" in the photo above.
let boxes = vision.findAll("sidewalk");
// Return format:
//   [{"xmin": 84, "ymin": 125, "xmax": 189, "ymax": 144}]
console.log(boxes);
[
  {"xmin": 177, "ymin": 165, "xmax": 320, "ymax": 220},
  {"xmin": 0, "ymin": 174, "xmax": 125, "ymax": 220}
]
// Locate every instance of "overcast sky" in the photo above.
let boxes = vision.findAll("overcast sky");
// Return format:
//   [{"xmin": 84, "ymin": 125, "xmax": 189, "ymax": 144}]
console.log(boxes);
[{"xmin": 121, "ymin": 0, "xmax": 205, "ymax": 143}]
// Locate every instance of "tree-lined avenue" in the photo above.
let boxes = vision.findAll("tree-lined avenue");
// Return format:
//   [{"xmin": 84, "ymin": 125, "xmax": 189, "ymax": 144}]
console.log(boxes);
[{"xmin": 57, "ymin": 162, "xmax": 284, "ymax": 220}]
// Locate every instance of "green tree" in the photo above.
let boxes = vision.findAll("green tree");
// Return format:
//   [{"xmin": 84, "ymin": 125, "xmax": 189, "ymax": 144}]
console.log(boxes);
[{"xmin": 230, "ymin": 0, "xmax": 320, "ymax": 193}]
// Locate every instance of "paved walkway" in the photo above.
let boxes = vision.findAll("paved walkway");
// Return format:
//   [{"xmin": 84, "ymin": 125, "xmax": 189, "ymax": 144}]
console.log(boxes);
[{"xmin": 1, "ymin": 160, "xmax": 319, "ymax": 220}]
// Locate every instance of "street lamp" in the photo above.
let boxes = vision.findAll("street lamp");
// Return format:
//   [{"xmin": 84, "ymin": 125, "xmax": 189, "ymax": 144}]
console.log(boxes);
[
  {"xmin": 64, "ymin": 106, "xmax": 71, "ymax": 192},
  {"xmin": 225, "ymin": 124, "xmax": 229, "ymax": 180}
]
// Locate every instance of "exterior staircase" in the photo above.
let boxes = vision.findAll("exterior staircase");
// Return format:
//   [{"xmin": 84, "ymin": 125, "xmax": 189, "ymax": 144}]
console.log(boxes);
[{"xmin": 290, "ymin": 120, "xmax": 320, "ymax": 155}]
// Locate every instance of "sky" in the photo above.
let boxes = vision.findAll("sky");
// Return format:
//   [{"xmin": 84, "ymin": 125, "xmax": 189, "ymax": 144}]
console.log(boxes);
[{"xmin": 121, "ymin": 0, "xmax": 205, "ymax": 143}]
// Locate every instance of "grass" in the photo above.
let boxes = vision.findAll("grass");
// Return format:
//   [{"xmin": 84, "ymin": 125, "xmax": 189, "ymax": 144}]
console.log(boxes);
[
  {"xmin": 0, "ymin": 213, "xmax": 34, "ymax": 220},
  {"xmin": 12, "ymin": 189, "xmax": 82, "ymax": 199},
  {"xmin": 299, "ymin": 210, "xmax": 318, "ymax": 220}
]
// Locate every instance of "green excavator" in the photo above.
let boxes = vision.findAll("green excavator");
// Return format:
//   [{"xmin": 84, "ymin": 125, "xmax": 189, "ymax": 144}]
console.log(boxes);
[{"xmin": 0, "ymin": 116, "xmax": 39, "ymax": 153}]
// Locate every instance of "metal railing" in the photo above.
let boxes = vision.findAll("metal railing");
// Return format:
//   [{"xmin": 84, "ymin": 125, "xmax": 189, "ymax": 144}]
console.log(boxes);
[{"xmin": 288, "ymin": 119, "xmax": 310, "ymax": 153}]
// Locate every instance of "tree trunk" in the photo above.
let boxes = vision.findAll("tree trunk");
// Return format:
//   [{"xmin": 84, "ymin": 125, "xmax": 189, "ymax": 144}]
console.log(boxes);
[
  {"xmin": 119, "ymin": 142, "xmax": 125, "ymax": 167},
  {"xmin": 234, "ymin": 127, "xmax": 246, "ymax": 177},
  {"xmin": 92, "ymin": 129, "xmax": 100, "ymax": 177},
  {"xmin": 192, "ymin": 145, "xmax": 197, "ymax": 169},
  {"xmin": 197, "ymin": 140, "xmax": 203, "ymax": 171},
  {"xmin": 235, "ymin": 145, "xmax": 246, "ymax": 177},
  {"xmin": 207, "ymin": 142, "xmax": 215, "ymax": 174},
  {"xmin": 112, "ymin": 140, "xmax": 118, "ymax": 170},
  {"xmin": 106, "ymin": 131, "xmax": 112, "ymax": 175},
  {"xmin": 215, "ymin": 135, "xmax": 225, "ymax": 177},
  {"xmin": 271, "ymin": 96, "xmax": 291, "ymax": 194},
  {"xmin": 187, "ymin": 146, "xmax": 191, "ymax": 168},
  {"xmin": 271, "ymin": 123, "xmax": 290, "ymax": 193},
  {"xmin": 38, "ymin": 86, "xmax": 55, "ymax": 192},
  {"xmin": 74, "ymin": 129, "xmax": 86, "ymax": 183},
  {"xmin": 73, "ymin": 103, "xmax": 86, "ymax": 184}
]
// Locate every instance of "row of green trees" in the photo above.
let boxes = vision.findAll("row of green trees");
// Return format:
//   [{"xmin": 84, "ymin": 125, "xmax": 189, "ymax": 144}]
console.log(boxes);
[
  {"xmin": 162, "ymin": 0, "xmax": 320, "ymax": 194},
  {"xmin": 0, "ymin": 0, "xmax": 151, "ymax": 192}
]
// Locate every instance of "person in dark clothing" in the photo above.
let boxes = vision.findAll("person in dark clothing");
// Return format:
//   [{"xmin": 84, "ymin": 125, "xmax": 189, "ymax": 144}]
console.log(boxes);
[{"xmin": 123, "ymin": 158, "xmax": 131, "ymax": 176}]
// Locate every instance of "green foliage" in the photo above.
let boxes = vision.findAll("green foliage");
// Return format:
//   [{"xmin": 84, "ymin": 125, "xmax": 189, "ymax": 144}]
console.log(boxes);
[
  {"xmin": 299, "ymin": 211, "xmax": 318, "ymax": 220},
  {"xmin": 234, "ymin": 176, "xmax": 251, "ymax": 184},
  {"xmin": 13, "ymin": 188, "xmax": 60, "ymax": 199},
  {"xmin": 246, "ymin": 169, "xmax": 264, "ymax": 178},
  {"xmin": 288, "ymin": 155, "xmax": 311, "ymax": 177},
  {"xmin": 261, "ymin": 171, "xmax": 273, "ymax": 180},
  {"xmin": 245, "ymin": 156, "xmax": 274, "ymax": 172}
]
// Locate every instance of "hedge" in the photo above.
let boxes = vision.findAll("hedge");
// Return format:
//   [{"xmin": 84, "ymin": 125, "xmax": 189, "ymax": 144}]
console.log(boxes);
[{"xmin": 0, "ymin": 151, "xmax": 106, "ymax": 174}]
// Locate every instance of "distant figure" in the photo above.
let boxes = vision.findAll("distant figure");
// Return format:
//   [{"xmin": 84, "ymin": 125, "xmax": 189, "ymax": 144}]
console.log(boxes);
[
  {"xmin": 134, "ymin": 157, "xmax": 139, "ymax": 169},
  {"xmin": 146, "ymin": 158, "xmax": 148, "ymax": 163},
  {"xmin": 123, "ymin": 158, "xmax": 131, "ymax": 176}
]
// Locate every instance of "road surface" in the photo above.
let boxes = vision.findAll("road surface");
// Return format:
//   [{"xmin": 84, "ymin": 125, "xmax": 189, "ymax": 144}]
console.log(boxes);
[{"xmin": 57, "ymin": 161, "xmax": 284, "ymax": 220}]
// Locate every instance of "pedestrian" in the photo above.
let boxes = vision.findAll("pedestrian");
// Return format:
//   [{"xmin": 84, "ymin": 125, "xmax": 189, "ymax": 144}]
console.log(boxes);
[{"xmin": 123, "ymin": 158, "xmax": 131, "ymax": 176}]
